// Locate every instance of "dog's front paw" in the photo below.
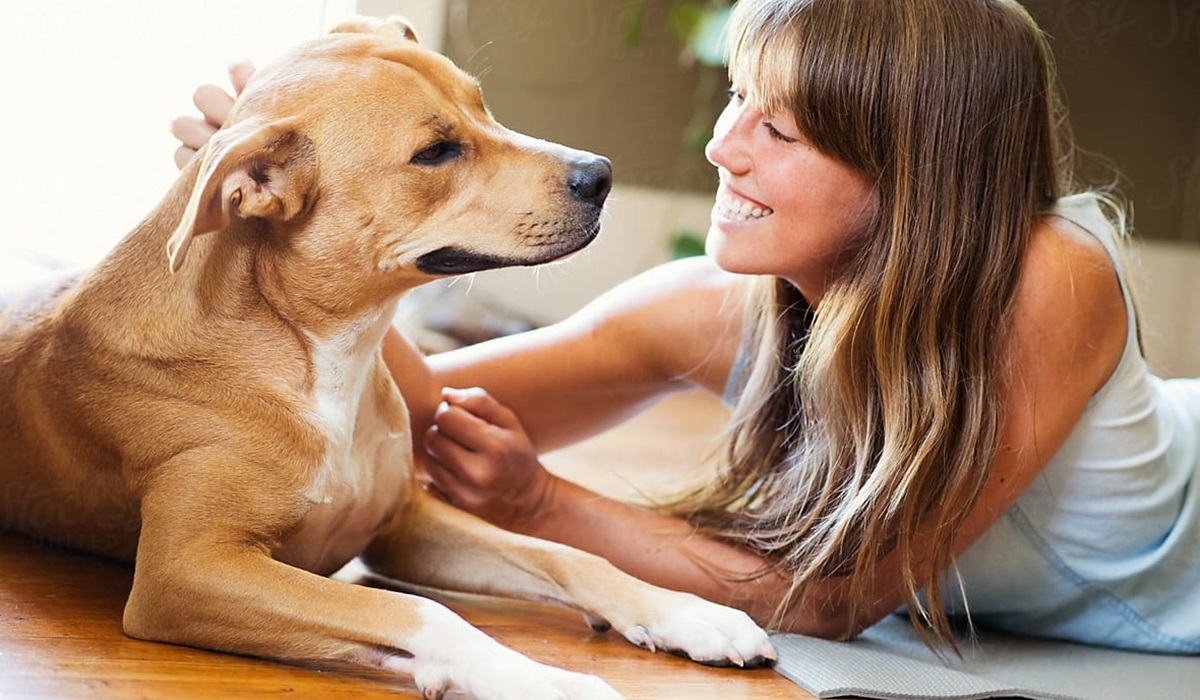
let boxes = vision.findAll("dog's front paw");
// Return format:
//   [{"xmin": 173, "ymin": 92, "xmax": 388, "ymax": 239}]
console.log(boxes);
[
  {"xmin": 395, "ymin": 605, "xmax": 624, "ymax": 700},
  {"xmin": 410, "ymin": 651, "xmax": 622, "ymax": 700},
  {"xmin": 616, "ymin": 591, "xmax": 776, "ymax": 668}
]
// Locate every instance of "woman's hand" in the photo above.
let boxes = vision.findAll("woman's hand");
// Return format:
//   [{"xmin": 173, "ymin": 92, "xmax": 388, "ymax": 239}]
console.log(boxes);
[
  {"xmin": 169, "ymin": 60, "xmax": 256, "ymax": 168},
  {"xmin": 422, "ymin": 388, "xmax": 802, "ymax": 631},
  {"xmin": 423, "ymin": 387, "xmax": 559, "ymax": 532}
]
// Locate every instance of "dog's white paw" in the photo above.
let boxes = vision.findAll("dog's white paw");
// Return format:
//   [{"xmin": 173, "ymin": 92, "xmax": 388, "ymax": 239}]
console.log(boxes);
[
  {"xmin": 612, "ymin": 590, "xmax": 777, "ymax": 668},
  {"xmin": 407, "ymin": 651, "xmax": 621, "ymax": 700},
  {"xmin": 394, "ymin": 601, "xmax": 624, "ymax": 700}
]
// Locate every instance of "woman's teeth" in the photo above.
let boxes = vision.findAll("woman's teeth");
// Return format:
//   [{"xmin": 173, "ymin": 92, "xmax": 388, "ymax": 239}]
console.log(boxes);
[{"xmin": 716, "ymin": 191, "xmax": 774, "ymax": 221}]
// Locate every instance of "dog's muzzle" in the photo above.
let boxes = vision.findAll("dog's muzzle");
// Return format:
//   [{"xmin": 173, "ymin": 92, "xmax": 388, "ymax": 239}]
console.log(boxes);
[{"xmin": 417, "ymin": 156, "xmax": 611, "ymax": 276}]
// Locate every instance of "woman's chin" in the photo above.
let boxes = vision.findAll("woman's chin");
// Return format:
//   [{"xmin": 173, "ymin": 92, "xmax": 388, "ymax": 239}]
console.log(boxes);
[{"xmin": 704, "ymin": 223, "xmax": 759, "ymax": 273}]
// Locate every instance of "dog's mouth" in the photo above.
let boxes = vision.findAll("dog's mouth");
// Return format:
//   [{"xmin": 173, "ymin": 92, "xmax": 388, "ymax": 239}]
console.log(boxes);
[
  {"xmin": 416, "ymin": 221, "xmax": 601, "ymax": 276},
  {"xmin": 415, "ymin": 248, "xmax": 510, "ymax": 275}
]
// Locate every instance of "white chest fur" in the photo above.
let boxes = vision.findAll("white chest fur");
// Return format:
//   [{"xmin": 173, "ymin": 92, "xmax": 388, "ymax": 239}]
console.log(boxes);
[
  {"xmin": 277, "ymin": 307, "xmax": 410, "ymax": 574},
  {"xmin": 304, "ymin": 312, "xmax": 392, "ymax": 504}
]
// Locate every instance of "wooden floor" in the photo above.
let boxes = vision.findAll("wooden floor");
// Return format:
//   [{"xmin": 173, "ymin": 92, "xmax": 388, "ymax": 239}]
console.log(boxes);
[{"xmin": 0, "ymin": 391, "xmax": 816, "ymax": 699}]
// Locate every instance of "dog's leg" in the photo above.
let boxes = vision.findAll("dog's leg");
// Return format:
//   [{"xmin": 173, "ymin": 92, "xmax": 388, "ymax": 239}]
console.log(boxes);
[
  {"xmin": 124, "ymin": 482, "xmax": 621, "ymax": 700},
  {"xmin": 364, "ymin": 489, "xmax": 777, "ymax": 668}
]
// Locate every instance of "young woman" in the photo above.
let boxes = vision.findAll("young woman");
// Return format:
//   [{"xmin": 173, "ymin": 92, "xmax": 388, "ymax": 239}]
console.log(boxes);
[{"xmin": 174, "ymin": 0, "xmax": 1200, "ymax": 654}]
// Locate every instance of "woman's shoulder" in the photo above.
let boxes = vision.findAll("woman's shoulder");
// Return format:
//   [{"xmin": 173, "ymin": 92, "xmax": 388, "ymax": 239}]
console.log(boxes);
[
  {"xmin": 579, "ymin": 256, "xmax": 748, "ymax": 327},
  {"xmin": 574, "ymin": 256, "xmax": 751, "ymax": 394},
  {"xmin": 1030, "ymin": 207, "xmax": 1116, "ymax": 278},
  {"xmin": 624, "ymin": 254, "xmax": 747, "ymax": 294},
  {"xmin": 1010, "ymin": 209, "xmax": 1128, "ymax": 395}
]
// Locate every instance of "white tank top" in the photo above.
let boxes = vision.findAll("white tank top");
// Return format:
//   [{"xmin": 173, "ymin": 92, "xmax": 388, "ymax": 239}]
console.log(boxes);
[{"xmin": 945, "ymin": 193, "xmax": 1200, "ymax": 653}]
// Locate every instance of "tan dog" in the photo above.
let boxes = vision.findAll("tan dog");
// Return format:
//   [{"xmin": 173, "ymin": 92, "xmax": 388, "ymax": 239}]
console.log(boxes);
[{"xmin": 0, "ymin": 17, "xmax": 773, "ymax": 700}]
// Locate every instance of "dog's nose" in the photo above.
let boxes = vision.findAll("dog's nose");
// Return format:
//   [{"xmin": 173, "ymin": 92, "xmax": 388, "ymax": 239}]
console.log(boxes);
[{"xmin": 568, "ymin": 157, "xmax": 613, "ymax": 207}]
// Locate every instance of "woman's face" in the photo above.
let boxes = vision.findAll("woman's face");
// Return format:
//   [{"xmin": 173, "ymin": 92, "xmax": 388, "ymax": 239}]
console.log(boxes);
[{"xmin": 704, "ymin": 87, "xmax": 878, "ymax": 304}]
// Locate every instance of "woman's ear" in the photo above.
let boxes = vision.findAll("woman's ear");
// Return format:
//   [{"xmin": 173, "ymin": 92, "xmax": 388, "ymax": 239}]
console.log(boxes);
[{"xmin": 167, "ymin": 117, "xmax": 316, "ymax": 273}]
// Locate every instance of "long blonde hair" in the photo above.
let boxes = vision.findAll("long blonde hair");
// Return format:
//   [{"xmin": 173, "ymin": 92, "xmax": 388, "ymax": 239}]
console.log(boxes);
[{"xmin": 674, "ymin": 0, "xmax": 1077, "ymax": 648}]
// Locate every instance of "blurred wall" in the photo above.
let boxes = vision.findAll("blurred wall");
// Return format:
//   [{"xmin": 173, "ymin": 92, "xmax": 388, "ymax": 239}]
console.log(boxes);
[
  {"xmin": 443, "ymin": 0, "xmax": 1199, "ymax": 242},
  {"xmin": 1024, "ymin": 0, "xmax": 1200, "ymax": 243},
  {"xmin": 443, "ymin": 0, "xmax": 725, "ymax": 196}
]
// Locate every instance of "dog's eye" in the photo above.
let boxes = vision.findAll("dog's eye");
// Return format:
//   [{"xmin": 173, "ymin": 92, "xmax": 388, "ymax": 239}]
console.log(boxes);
[{"xmin": 411, "ymin": 141, "xmax": 462, "ymax": 165}]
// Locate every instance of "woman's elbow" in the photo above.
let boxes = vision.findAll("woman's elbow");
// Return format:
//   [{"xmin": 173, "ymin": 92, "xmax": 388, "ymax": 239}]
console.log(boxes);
[
  {"xmin": 768, "ymin": 593, "xmax": 881, "ymax": 640},
  {"xmin": 773, "ymin": 609, "xmax": 860, "ymax": 640}
]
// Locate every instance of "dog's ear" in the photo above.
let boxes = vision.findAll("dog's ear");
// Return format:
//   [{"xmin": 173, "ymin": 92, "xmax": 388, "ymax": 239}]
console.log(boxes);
[
  {"xmin": 167, "ymin": 118, "xmax": 316, "ymax": 273},
  {"xmin": 330, "ymin": 15, "xmax": 419, "ymax": 43}
]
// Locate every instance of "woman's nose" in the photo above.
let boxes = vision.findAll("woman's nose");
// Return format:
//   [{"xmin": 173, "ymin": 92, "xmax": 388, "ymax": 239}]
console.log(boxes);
[{"xmin": 705, "ymin": 101, "xmax": 752, "ymax": 174}]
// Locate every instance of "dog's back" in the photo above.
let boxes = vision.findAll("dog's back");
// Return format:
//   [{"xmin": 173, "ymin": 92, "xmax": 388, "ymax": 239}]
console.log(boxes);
[
  {"xmin": 0, "ymin": 247, "xmax": 332, "ymax": 563},
  {"xmin": 0, "ymin": 265, "xmax": 146, "ymax": 560}
]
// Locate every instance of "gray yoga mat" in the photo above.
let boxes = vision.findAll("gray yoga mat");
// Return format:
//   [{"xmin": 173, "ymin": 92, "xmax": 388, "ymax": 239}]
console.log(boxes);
[{"xmin": 771, "ymin": 614, "xmax": 1200, "ymax": 700}]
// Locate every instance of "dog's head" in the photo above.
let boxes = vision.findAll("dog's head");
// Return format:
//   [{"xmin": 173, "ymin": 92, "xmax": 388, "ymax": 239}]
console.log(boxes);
[{"xmin": 167, "ymin": 17, "xmax": 610, "ymax": 304}]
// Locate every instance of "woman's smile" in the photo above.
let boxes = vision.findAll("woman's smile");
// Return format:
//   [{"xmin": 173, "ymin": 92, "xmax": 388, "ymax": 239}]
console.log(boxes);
[{"xmin": 714, "ymin": 185, "xmax": 775, "ymax": 223}]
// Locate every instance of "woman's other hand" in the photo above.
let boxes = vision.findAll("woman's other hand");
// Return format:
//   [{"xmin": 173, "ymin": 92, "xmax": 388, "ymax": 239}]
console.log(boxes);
[
  {"xmin": 169, "ymin": 60, "xmax": 256, "ymax": 168},
  {"xmin": 423, "ymin": 386, "xmax": 559, "ymax": 532}
]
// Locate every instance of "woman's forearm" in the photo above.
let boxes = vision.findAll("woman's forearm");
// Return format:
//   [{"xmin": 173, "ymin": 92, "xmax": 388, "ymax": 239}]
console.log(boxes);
[
  {"xmin": 520, "ymin": 474, "xmax": 872, "ymax": 634},
  {"xmin": 530, "ymin": 476, "xmax": 908, "ymax": 638},
  {"xmin": 524, "ymin": 475, "xmax": 777, "ymax": 617}
]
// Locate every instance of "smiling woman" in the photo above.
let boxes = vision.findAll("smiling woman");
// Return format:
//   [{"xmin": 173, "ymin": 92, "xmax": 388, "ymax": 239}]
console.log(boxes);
[{"xmin": 0, "ymin": 0, "xmax": 355, "ymax": 266}]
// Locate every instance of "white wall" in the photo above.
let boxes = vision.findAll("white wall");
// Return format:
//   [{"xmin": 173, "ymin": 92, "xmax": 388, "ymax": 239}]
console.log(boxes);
[
  {"xmin": 358, "ymin": 0, "xmax": 446, "ymax": 52},
  {"xmin": 1128, "ymin": 240, "xmax": 1200, "ymax": 379},
  {"xmin": 0, "ymin": 0, "xmax": 355, "ymax": 266}
]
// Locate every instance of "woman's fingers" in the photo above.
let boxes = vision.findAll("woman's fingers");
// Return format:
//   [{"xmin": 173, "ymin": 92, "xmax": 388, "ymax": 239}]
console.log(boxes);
[
  {"xmin": 424, "ymin": 423, "xmax": 518, "ymax": 517},
  {"xmin": 423, "ymin": 388, "xmax": 552, "ymax": 529},
  {"xmin": 228, "ymin": 59, "xmax": 256, "ymax": 96},
  {"xmin": 170, "ymin": 61, "xmax": 257, "ymax": 170},
  {"xmin": 423, "ymin": 422, "xmax": 477, "ymax": 476},
  {"xmin": 170, "ymin": 116, "xmax": 218, "ymax": 169},
  {"xmin": 170, "ymin": 115, "xmax": 217, "ymax": 151},
  {"xmin": 440, "ymin": 387, "xmax": 523, "ymax": 432},
  {"xmin": 430, "ymin": 398, "xmax": 503, "ymax": 454},
  {"xmin": 173, "ymin": 145, "xmax": 197, "ymax": 170},
  {"xmin": 192, "ymin": 83, "xmax": 236, "ymax": 128}
]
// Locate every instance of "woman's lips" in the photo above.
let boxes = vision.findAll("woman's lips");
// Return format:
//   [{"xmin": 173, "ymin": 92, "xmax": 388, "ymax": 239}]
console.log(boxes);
[{"xmin": 714, "ymin": 186, "xmax": 774, "ymax": 221}]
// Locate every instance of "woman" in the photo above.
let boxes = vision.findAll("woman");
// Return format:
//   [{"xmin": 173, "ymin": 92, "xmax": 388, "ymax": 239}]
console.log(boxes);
[{"xmin": 175, "ymin": 0, "xmax": 1200, "ymax": 654}]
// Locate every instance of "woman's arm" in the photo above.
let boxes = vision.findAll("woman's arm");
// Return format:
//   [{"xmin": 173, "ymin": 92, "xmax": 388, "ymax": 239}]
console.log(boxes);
[
  {"xmin": 423, "ymin": 385, "xmax": 883, "ymax": 636},
  {"xmin": 417, "ymin": 255, "xmax": 747, "ymax": 451},
  {"xmin": 423, "ymin": 216, "xmax": 1131, "ymax": 637},
  {"xmin": 422, "ymin": 385, "xmax": 795, "ymax": 626}
]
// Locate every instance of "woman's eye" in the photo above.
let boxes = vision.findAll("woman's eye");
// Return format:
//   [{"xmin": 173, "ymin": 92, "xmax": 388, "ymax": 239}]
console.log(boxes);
[
  {"xmin": 411, "ymin": 141, "xmax": 462, "ymax": 165},
  {"xmin": 763, "ymin": 121, "xmax": 799, "ymax": 144},
  {"xmin": 724, "ymin": 88, "xmax": 745, "ymax": 104}
]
